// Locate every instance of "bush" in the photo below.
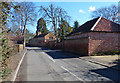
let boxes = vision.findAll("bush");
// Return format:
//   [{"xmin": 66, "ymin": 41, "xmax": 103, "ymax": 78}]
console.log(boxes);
[{"xmin": 0, "ymin": 31, "xmax": 18, "ymax": 80}]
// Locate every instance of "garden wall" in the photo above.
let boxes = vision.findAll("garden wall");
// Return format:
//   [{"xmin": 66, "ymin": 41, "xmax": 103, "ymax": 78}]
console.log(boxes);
[{"xmin": 63, "ymin": 37, "xmax": 89, "ymax": 55}]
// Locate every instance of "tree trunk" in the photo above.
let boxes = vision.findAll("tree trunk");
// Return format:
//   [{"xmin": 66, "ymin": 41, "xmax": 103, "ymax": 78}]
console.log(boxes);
[
  {"xmin": 23, "ymin": 20, "xmax": 27, "ymax": 49},
  {"xmin": 53, "ymin": 23, "xmax": 58, "ymax": 42},
  {"xmin": 23, "ymin": 35, "xmax": 26, "ymax": 49},
  {"xmin": 23, "ymin": 25, "xmax": 26, "ymax": 49}
]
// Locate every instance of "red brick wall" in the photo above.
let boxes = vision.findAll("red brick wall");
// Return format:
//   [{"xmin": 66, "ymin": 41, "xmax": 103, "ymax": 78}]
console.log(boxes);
[
  {"xmin": 66, "ymin": 32, "xmax": 89, "ymax": 39},
  {"xmin": 55, "ymin": 42, "xmax": 63, "ymax": 49},
  {"xmin": 65, "ymin": 32, "xmax": 120, "ymax": 55},
  {"xmin": 45, "ymin": 41, "xmax": 57, "ymax": 48},
  {"xmin": 88, "ymin": 32, "xmax": 120, "ymax": 55},
  {"xmin": 45, "ymin": 32, "xmax": 56, "ymax": 42},
  {"xmin": 93, "ymin": 18, "xmax": 120, "ymax": 32},
  {"xmin": 63, "ymin": 38, "xmax": 89, "ymax": 55},
  {"xmin": 28, "ymin": 33, "xmax": 56, "ymax": 47},
  {"xmin": 29, "ymin": 37, "xmax": 44, "ymax": 46}
]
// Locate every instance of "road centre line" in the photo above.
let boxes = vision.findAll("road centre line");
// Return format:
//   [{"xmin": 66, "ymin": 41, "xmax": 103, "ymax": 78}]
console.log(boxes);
[{"xmin": 61, "ymin": 66, "xmax": 84, "ymax": 81}]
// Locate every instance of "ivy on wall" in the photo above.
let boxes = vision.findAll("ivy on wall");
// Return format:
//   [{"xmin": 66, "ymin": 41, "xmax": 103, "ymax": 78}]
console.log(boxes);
[{"xmin": 0, "ymin": 2, "xmax": 18, "ymax": 80}]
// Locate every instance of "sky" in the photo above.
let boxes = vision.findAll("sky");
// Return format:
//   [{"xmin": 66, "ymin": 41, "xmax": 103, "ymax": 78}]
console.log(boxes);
[{"xmin": 27, "ymin": 2, "xmax": 118, "ymax": 34}]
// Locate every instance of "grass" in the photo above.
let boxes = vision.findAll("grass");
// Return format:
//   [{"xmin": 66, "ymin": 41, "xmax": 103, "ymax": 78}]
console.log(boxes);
[{"xmin": 93, "ymin": 50, "xmax": 120, "ymax": 56}]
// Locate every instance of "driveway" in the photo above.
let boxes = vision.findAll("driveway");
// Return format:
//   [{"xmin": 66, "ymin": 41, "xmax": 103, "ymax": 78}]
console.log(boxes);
[{"xmin": 16, "ymin": 47, "xmax": 120, "ymax": 82}]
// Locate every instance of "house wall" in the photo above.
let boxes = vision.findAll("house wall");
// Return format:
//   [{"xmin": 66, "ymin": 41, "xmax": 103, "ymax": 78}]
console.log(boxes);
[
  {"xmin": 93, "ymin": 18, "xmax": 120, "ymax": 32},
  {"xmin": 44, "ymin": 33, "xmax": 56, "ymax": 47},
  {"xmin": 28, "ymin": 33, "xmax": 56, "ymax": 47},
  {"xmin": 88, "ymin": 32, "xmax": 120, "ymax": 55},
  {"xmin": 44, "ymin": 33, "xmax": 56, "ymax": 43}
]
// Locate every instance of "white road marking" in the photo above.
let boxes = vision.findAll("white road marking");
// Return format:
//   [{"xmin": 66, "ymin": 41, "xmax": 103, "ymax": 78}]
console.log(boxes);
[
  {"xmin": 40, "ymin": 52, "xmax": 55, "ymax": 62},
  {"xmin": 46, "ymin": 54, "xmax": 55, "ymax": 62},
  {"xmin": 61, "ymin": 66, "xmax": 84, "ymax": 81},
  {"xmin": 11, "ymin": 50, "xmax": 27, "ymax": 82}
]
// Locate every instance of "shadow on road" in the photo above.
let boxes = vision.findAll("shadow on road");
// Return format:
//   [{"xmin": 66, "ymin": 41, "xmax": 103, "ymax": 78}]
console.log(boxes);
[
  {"xmin": 27, "ymin": 46, "xmax": 81, "ymax": 59},
  {"xmin": 90, "ymin": 59, "xmax": 120, "ymax": 82},
  {"xmin": 45, "ymin": 50, "xmax": 80, "ymax": 59}
]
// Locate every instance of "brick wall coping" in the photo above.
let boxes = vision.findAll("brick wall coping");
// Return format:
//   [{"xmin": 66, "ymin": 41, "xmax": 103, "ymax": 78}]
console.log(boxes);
[
  {"xmin": 69, "ymin": 31, "xmax": 120, "ymax": 37},
  {"xmin": 15, "ymin": 44, "xmax": 23, "ymax": 45},
  {"xmin": 64, "ymin": 37, "xmax": 89, "ymax": 40},
  {"xmin": 90, "ymin": 31, "xmax": 120, "ymax": 33}
]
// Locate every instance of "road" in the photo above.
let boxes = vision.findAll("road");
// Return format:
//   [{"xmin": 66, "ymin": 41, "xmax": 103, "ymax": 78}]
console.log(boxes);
[{"xmin": 16, "ymin": 47, "xmax": 120, "ymax": 82}]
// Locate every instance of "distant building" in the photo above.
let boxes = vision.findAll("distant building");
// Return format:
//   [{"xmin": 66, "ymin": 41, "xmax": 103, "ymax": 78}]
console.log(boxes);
[
  {"xmin": 28, "ymin": 32, "xmax": 56, "ymax": 47},
  {"xmin": 64, "ymin": 16, "xmax": 120, "ymax": 55},
  {"xmin": 11, "ymin": 36, "xmax": 24, "ymax": 44}
]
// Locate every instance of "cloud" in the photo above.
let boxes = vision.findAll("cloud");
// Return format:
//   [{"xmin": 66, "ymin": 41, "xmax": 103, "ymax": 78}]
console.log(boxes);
[
  {"xmin": 117, "ymin": 13, "xmax": 120, "ymax": 17},
  {"xmin": 79, "ymin": 9, "xmax": 85, "ymax": 13},
  {"xmin": 88, "ymin": 6, "xmax": 96, "ymax": 12}
]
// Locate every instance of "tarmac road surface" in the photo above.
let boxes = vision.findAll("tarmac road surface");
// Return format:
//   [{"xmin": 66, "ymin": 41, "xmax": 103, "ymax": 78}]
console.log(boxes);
[{"xmin": 16, "ymin": 47, "xmax": 120, "ymax": 82}]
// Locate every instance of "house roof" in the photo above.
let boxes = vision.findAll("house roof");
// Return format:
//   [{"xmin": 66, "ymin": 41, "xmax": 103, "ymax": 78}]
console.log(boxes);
[
  {"xmin": 34, "ymin": 33, "xmax": 48, "ymax": 38},
  {"xmin": 67, "ymin": 17, "xmax": 120, "ymax": 36},
  {"xmin": 11, "ymin": 36, "xmax": 24, "ymax": 40},
  {"xmin": 11, "ymin": 36, "xmax": 24, "ymax": 44}
]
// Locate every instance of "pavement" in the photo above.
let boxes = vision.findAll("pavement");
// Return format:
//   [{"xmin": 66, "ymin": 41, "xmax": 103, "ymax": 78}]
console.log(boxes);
[
  {"xmin": 79, "ymin": 55, "xmax": 120, "ymax": 71},
  {"xmin": 16, "ymin": 47, "xmax": 120, "ymax": 82}
]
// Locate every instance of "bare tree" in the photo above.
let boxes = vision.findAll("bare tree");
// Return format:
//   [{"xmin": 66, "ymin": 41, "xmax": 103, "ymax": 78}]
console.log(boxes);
[
  {"xmin": 39, "ymin": 4, "xmax": 70, "ymax": 38},
  {"xmin": 118, "ymin": 2, "xmax": 120, "ymax": 23},
  {"xmin": 12, "ymin": 2, "xmax": 37, "ymax": 48},
  {"xmin": 91, "ymin": 5, "xmax": 119, "ymax": 23},
  {"xmin": 10, "ymin": 5, "xmax": 23, "ymax": 35}
]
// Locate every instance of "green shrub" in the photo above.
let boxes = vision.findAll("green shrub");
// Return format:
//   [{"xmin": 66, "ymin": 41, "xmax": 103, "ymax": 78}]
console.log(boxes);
[
  {"xmin": 1, "ymin": 68, "xmax": 11, "ymax": 79},
  {"xmin": 0, "ymin": 2, "xmax": 17, "ymax": 80}
]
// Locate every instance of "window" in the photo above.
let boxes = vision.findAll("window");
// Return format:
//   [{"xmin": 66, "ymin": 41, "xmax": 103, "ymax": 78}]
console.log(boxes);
[{"xmin": 49, "ymin": 37, "xmax": 53, "ymax": 39}]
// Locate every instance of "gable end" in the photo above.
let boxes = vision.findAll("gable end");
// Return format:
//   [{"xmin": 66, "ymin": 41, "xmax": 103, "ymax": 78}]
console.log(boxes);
[{"xmin": 91, "ymin": 16, "xmax": 102, "ymax": 31}]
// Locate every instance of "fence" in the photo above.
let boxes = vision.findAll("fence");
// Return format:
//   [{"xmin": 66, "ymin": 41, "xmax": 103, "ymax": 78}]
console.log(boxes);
[{"xmin": 15, "ymin": 44, "xmax": 24, "ymax": 52}]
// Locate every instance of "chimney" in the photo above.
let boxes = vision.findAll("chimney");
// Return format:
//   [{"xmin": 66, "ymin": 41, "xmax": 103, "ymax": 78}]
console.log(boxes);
[{"xmin": 34, "ymin": 33, "xmax": 36, "ymax": 36}]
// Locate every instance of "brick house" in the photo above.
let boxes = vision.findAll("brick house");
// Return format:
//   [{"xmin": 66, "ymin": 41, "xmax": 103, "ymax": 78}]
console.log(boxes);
[
  {"xmin": 64, "ymin": 16, "xmax": 120, "ymax": 55},
  {"xmin": 28, "ymin": 32, "xmax": 56, "ymax": 47},
  {"xmin": 11, "ymin": 36, "xmax": 24, "ymax": 44}
]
